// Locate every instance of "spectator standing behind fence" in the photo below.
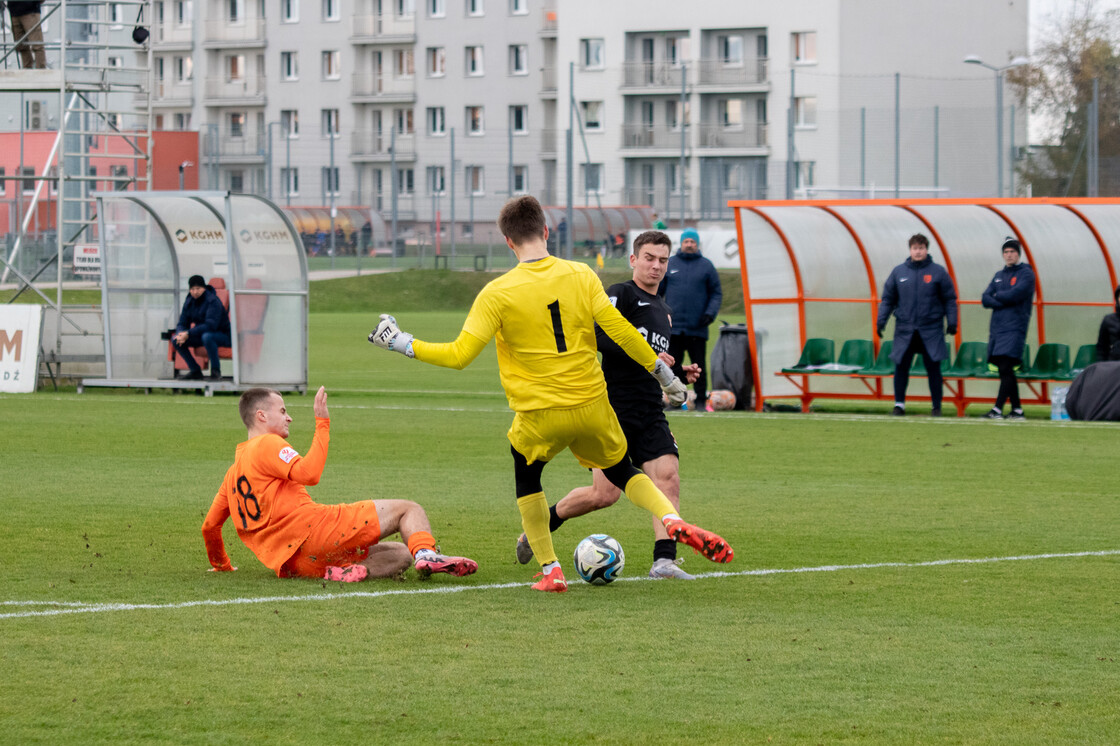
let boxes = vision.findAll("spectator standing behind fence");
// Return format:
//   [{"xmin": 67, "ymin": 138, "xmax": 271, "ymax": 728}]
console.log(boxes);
[
  {"xmin": 980, "ymin": 238, "xmax": 1035, "ymax": 420},
  {"xmin": 8, "ymin": 2, "xmax": 47, "ymax": 69},
  {"xmin": 659, "ymin": 227, "xmax": 722, "ymax": 411},
  {"xmin": 1096, "ymin": 285, "xmax": 1120, "ymax": 362},
  {"xmin": 877, "ymin": 233, "xmax": 958, "ymax": 417}
]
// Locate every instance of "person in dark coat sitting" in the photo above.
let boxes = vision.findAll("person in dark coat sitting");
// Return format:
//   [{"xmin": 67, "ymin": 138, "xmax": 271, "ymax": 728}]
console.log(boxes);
[
  {"xmin": 173, "ymin": 275, "xmax": 232, "ymax": 380},
  {"xmin": 1096, "ymin": 285, "xmax": 1120, "ymax": 362},
  {"xmin": 877, "ymin": 233, "xmax": 958, "ymax": 416},
  {"xmin": 980, "ymin": 238, "xmax": 1036, "ymax": 420}
]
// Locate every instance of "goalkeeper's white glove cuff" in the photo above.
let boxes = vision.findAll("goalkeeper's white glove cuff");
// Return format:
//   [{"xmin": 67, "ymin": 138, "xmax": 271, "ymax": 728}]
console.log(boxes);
[
  {"xmin": 391, "ymin": 333, "xmax": 415, "ymax": 358},
  {"xmin": 369, "ymin": 314, "xmax": 416, "ymax": 358},
  {"xmin": 652, "ymin": 357, "xmax": 677, "ymax": 387}
]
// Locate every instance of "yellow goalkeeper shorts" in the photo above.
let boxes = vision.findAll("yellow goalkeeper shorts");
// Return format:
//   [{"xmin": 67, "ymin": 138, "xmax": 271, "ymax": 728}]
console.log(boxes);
[{"xmin": 507, "ymin": 394, "xmax": 628, "ymax": 469}]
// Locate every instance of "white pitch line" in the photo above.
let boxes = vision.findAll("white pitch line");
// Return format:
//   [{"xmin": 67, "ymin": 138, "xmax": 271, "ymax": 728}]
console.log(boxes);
[{"xmin": 3, "ymin": 549, "xmax": 1118, "ymax": 621}]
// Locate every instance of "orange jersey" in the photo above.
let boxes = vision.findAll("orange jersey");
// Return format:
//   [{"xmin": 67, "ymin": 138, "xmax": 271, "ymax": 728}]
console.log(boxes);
[{"xmin": 202, "ymin": 417, "xmax": 335, "ymax": 575}]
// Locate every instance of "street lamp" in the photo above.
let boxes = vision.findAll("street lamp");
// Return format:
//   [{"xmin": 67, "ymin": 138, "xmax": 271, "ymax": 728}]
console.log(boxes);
[{"xmin": 964, "ymin": 54, "xmax": 1030, "ymax": 197}]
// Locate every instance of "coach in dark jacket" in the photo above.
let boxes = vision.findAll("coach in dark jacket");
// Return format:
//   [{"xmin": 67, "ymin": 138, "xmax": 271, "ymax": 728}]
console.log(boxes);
[
  {"xmin": 1096, "ymin": 285, "xmax": 1120, "ymax": 362},
  {"xmin": 979, "ymin": 238, "xmax": 1036, "ymax": 419},
  {"xmin": 659, "ymin": 228, "xmax": 722, "ymax": 409},
  {"xmin": 173, "ymin": 274, "xmax": 232, "ymax": 380},
  {"xmin": 877, "ymin": 233, "xmax": 958, "ymax": 416}
]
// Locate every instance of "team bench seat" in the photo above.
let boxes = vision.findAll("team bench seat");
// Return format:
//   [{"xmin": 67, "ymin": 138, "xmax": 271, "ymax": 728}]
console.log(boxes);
[
  {"xmin": 774, "ymin": 338, "xmax": 1097, "ymax": 416},
  {"xmin": 167, "ymin": 277, "xmax": 268, "ymax": 378}
]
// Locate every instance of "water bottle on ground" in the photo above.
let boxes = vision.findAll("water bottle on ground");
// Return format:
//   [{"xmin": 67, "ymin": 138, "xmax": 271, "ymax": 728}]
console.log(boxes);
[{"xmin": 1051, "ymin": 387, "xmax": 1069, "ymax": 421}]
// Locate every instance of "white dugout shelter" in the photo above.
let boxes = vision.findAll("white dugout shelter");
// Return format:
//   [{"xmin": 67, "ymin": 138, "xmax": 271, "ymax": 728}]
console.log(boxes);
[
  {"xmin": 80, "ymin": 192, "xmax": 308, "ymax": 395},
  {"xmin": 730, "ymin": 198, "xmax": 1120, "ymax": 412}
]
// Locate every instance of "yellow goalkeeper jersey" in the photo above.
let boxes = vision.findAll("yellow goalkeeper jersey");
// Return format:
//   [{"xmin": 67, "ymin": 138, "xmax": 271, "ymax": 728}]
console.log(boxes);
[{"xmin": 413, "ymin": 256, "xmax": 658, "ymax": 411}]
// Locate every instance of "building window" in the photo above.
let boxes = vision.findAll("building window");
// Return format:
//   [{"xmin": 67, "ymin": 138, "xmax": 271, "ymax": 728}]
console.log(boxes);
[
  {"xmin": 466, "ymin": 165, "xmax": 484, "ymax": 195},
  {"xmin": 581, "ymin": 163, "xmax": 602, "ymax": 194},
  {"xmin": 322, "ymin": 50, "xmax": 340, "ymax": 80},
  {"xmin": 281, "ymin": 167, "xmax": 299, "ymax": 196},
  {"xmin": 509, "ymin": 44, "xmax": 527, "ymax": 75},
  {"xmin": 281, "ymin": 109, "xmax": 299, "ymax": 138},
  {"xmin": 229, "ymin": 112, "xmax": 245, "ymax": 138},
  {"xmin": 20, "ymin": 166, "xmax": 36, "ymax": 194},
  {"xmin": 397, "ymin": 168, "xmax": 415, "ymax": 194},
  {"xmin": 174, "ymin": 112, "xmax": 191, "ymax": 129},
  {"xmin": 719, "ymin": 34, "xmax": 744, "ymax": 66},
  {"xmin": 580, "ymin": 101, "xmax": 602, "ymax": 131},
  {"xmin": 175, "ymin": 56, "xmax": 193, "ymax": 81},
  {"xmin": 428, "ymin": 0, "xmax": 445, "ymax": 17},
  {"xmin": 792, "ymin": 31, "xmax": 817, "ymax": 64},
  {"xmin": 322, "ymin": 166, "xmax": 340, "ymax": 195},
  {"xmin": 510, "ymin": 105, "xmax": 528, "ymax": 134},
  {"xmin": 794, "ymin": 96, "xmax": 817, "ymax": 128},
  {"xmin": 427, "ymin": 47, "xmax": 446, "ymax": 77},
  {"xmin": 175, "ymin": 0, "xmax": 192, "ymax": 25},
  {"xmin": 427, "ymin": 106, "xmax": 446, "ymax": 135},
  {"xmin": 111, "ymin": 164, "xmax": 130, "ymax": 191},
  {"xmin": 226, "ymin": 54, "xmax": 245, "ymax": 82},
  {"xmin": 580, "ymin": 38, "xmax": 604, "ymax": 70},
  {"xmin": 0, "ymin": 167, "xmax": 5, "ymax": 196},
  {"xmin": 397, "ymin": 0, "xmax": 414, "ymax": 16},
  {"xmin": 719, "ymin": 99, "xmax": 743, "ymax": 128},
  {"xmin": 666, "ymin": 36, "xmax": 689, "ymax": 67},
  {"xmin": 228, "ymin": 0, "xmax": 243, "ymax": 23},
  {"xmin": 281, "ymin": 51, "xmax": 298, "ymax": 80},
  {"xmin": 467, "ymin": 0, "xmax": 484, "ymax": 16},
  {"xmin": 395, "ymin": 49, "xmax": 414, "ymax": 78},
  {"xmin": 427, "ymin": 166, "xmax": 446, "ymax": 195},
  {"xmin": 465, "ymin": 46, "xmax": 484, "ymax": 76},
  {"xmin": 512, "ymin": 165, "xmax": 528, "ymax": 194},
  {"xmin": 395, "ymin": 108, "xmax": 414, "ymax": 134},
  {"xmin": 226, "ymin": 169, "xmax": 243, "ymax": 193},
  {"xmin": 510, "ymin": 0, "xmax": 527, "ymax": 14},
  {"xmin": 466, "ymin": 105, "xmax": 484, "ymax": 135},
  {"xmin": 323, "ymin": 0, "xmax": 339, "ymax": 21},
  {"xmin": 795, "ymin": 161, "xmax": 815, "ymax": 188},
  {"xmin": 322, "ymin": 108, "xmax": 340, "ymax": 137},
  {"xmin": 108, "ymin": 56, "xmax": 123, "ymax": 69},
  {"xmin": 282, "ymin": 0, "xmax": 299, "ymax": 22}
]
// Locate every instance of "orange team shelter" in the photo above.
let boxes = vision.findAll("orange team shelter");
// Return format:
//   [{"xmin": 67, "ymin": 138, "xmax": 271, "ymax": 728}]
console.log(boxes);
[
  {"xmin": 729, "ymin": 198, "xmax": 1120, "ymax": 414},
  {"xmin": 0, "ymin": 130, "xmax": 199, "ymax": 234}
]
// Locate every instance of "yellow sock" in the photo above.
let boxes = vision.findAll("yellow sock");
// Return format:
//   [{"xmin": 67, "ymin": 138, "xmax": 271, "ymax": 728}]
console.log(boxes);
[
  {"xmin": 623, "ymin": 473, "xmax": 676, "ymax": 521},
  {"xmin": 516, "ymin": 491, "xmax": 558, "ymax": 566}
]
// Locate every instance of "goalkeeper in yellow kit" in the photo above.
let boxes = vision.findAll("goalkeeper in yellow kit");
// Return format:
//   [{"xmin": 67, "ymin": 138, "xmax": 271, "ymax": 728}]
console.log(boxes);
[{"xmin": 368, "ymin": 196, "xmax": 733, "ymax": 592}]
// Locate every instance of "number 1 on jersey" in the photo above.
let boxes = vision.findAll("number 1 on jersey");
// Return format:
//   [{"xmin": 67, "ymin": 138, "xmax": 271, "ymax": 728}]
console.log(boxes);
[{"xmin": 547, "ymin": 300, "xmax": 567, "ymax": 352}]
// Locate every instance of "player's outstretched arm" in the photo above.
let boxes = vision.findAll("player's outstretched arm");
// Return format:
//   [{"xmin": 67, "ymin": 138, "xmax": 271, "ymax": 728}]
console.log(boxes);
[{"xmin": 368, "ymin": 314, "xmax": 415, "ymax": 357}]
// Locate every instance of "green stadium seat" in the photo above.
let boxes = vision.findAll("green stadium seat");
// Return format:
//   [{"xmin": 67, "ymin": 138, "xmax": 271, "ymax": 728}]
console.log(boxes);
[
  {"xmin": 780, "ymin": 338, "xmax": 835, "ymax": 373},
  {"xmin": 944, "ymin": 341, "xmax": 989, "ymax": 378},
  {"xmin": 856, "ymin": 341, "xmax": 893, "ymax": 376},
  {"xmin": 1071, "ymin": 344, "xmax": 1098, "ymax": 376},
  {"xmin": 1021, "ymin": 343, "xmax": 1072, "ymax": 380},
  {"xmin": 817, "ymin": 339, "xmax": 874, "ymax": 374}
]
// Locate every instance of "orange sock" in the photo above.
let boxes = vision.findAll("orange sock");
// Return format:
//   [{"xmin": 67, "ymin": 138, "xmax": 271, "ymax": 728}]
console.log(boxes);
[{"xmin": 406, "ymin": 531, "xmax": 437, "ymax": 557}]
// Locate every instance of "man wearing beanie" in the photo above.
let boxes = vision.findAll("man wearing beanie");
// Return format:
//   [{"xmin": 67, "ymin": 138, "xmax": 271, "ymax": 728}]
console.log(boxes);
[
  {"xmin": 173, "ymin": 275, "xmax": 232, "ymax": 380},
  {"xmin": 877, "ymin": 233, "xmax": 958, "ymax": 416},
  {"xmin": 981, "ymin": 238, "xmax": 1036, "ymax": 420},
  {"xmin": 658, "ymin": 227, "xmax": 722, "ymax": 410}
]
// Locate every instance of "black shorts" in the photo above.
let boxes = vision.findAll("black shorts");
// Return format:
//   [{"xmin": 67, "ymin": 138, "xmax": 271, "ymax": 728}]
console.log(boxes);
[{"xmin": 615, "ymin": 403, "xmax": 678, "ymax": 466}]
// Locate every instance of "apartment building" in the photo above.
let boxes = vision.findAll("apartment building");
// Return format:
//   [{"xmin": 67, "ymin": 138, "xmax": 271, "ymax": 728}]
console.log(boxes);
[{"xmin": 138, "ymin": 0, "xmax": 1028, "ymax": 226}]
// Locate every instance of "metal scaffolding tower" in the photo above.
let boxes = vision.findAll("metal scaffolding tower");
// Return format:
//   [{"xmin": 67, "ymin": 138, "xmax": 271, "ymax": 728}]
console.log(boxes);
[{"xmin": 1, "ymin": 0, "xmax": 152, "ymax": 382}]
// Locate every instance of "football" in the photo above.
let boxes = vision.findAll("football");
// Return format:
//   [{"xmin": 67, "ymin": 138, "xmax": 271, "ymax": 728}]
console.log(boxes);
[
  {"xmin": 708, "ymin": 389, "xmax": 737, "ymax": 410},
  {"xmin": 573, "ymin": 534, "xmax": 625, "ymax": 585}
]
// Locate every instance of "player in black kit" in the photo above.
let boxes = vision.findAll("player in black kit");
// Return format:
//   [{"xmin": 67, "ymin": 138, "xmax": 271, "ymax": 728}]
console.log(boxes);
[{"xmin": 515, "ymin": 230, "xmax": 702, "ymax": 579}]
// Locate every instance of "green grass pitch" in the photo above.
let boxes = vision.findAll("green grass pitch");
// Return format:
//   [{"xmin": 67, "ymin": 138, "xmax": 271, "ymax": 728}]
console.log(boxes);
[{"xmin": 1, "ymin": 274, "xmax": 1118, "ymax": 744}]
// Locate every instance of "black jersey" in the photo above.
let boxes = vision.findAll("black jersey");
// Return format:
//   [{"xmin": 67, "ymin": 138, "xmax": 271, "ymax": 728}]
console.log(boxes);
[{"xmin": 596, "ymin": 280, "xmax": 672, "ymax": 406}]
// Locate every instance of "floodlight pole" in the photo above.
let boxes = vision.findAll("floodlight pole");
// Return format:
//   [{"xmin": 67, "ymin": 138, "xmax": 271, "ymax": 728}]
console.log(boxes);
[{"xmin": 963, "ymin": 55, "xmax": 1030, "ymax": 197}]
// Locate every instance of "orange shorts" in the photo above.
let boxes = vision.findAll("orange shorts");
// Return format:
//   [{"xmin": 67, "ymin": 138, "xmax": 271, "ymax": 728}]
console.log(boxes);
[{"xmin": 279, "ymin": 501, "xmax": 382, "ymax": 578}]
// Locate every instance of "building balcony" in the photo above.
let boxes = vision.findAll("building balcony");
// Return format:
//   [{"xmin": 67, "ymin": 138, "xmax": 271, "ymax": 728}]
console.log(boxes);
[
  {"xmin": 351, "ymin": 13, "xmax": 416, "ymax": 41},
  {"xmin": 540, "ymin": 65, "xmax": 557, "ymax": 96},
  {"xmin": 620, "ymin": 123, "xmax": 688, "ymax": 150},
  {"xmin": 620, "ymin": 187, "xmax": 692, "ymax": 213},
  {"xmin": 350, "ymin": 131, "xmax": 416, "ymax": 161},
  {"xmin": 539, "ymin": 6, "xmax": 558, "ymax": 37},
  {"xmin": 151, "ymin": 79, "xmax": 195, "ymax": 106},
  {"xmin": 697, "ymin": 123, "xmax": 768, "ymax": 150},
  {"xmin": 350, "ymin": 72, "xmax": 416, "ymax": 102},
  {"xmin": 696, "ymin": 58, "xmax": 768, "ymax": 88},
  {"xmin": 152, "ymin": 22, "xmax": 193, "ymax": 47},
  {"xmin": 202, "ymin": 131, "xmax": 268, "ymax": 162},
  {"xmin": 540, "ymin": 128, "xmax": 559, "ymax": 155},
  {"xmin": 621, "ymin": 62, "xmax": 686, "ymax": 90},
  {"xmin": 203, "ymin": 76, "xmax": 267, "ymax": 105},
  {"xmin": 202, "ymin": 18, "xmax": 266, "ymax": 47}
]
